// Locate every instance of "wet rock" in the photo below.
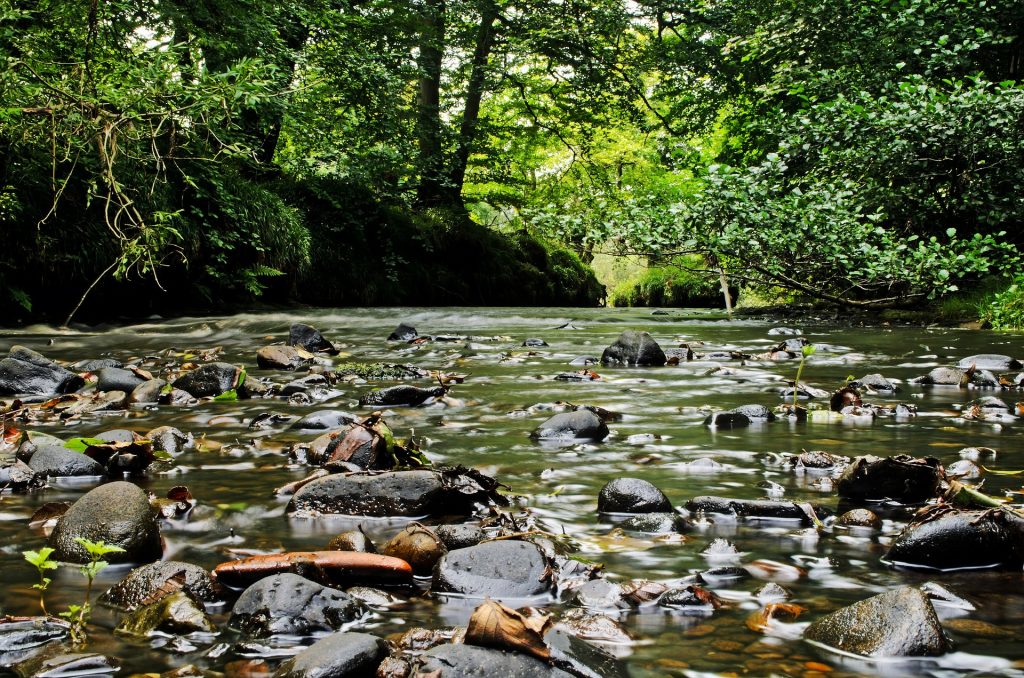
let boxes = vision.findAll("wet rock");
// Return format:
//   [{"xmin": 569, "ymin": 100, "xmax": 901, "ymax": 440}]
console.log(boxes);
[
  {"xmin": 731, "ymin": 404, "xmax": 776, "ymax": 421},
  {"xmin": 345, "ymin": 586, "xmax": 404, "ymax": 608},
  {"xmin": 381, "ymin": 525, "xmax": 447, "ymax": 576},
  {"xmin": 779, "ymin": 382, "xmax": 829, "ymax": 399},
  {"xmin": 147, "ymin": 426, "xmax": 194, "ymax": 456},
  {"xmin": 945, "ymin": 459, "xmax": 982, "ymax": 479},
  {"xmin": 328, "ymin": 529, "xmax": 377, "ymax": 553},
  {"xmin": 115, "ymin": 591, "xmax": 216, "ymax": 636},
  {"xmin": 129, "ymin": 378, "xmax": 167, "ymax": 405},
  {"xmin": 94, "ymin": 367, "xmax": 146, "ymax": 393},
  {"xmin": 569, "ymin": 356, "xmax": 599, "ymax": 366},
  {"xmin": 273, "ymin": 632, "xmax": 388, "ymax": 677},
  {"xmin": 598, "ymin": 478, "xmax": 672, "ymax": 514},
  {"xmin": 792, "ymin": 450, "xmax": 849, "ymax": 470},
  {"xmin": 659, "ymin": 585, "xmax": 721, "ymax": 611},
  {"xmin": 0, "ymin": 460, "xmax": 44, "ymax": 491},
  {"xmin": 531, "ymin": 409, "xmax": 608, "ymax": 441},
  {"xmin": 883, "ymin": 507, "xmax": 1024, "ymax": 571},
  {"xmin": 27, "ymin": 444, "xmax": 104, "ymax": 477},
  {"xmin": 71, "ymin": 358, "xmax": 122, "ymax": 372},
  {"xmin": 829, "ymin": 387, "xmax": 862, "ymax": 412},
  {"xmin": 289, "ymin": 470, "xmax": 444, "ymax": 516},
  {"xmin": 15, "ymin": 432, "xmax": 65, "ymax": 463},
  {"xmin": 358, "ymin": 385, "xmax": 445, "ymax": 407},
  {"xmin": 522, "ymin": 338, "xmax": 548, "ymax": 347},
  {"xmin": 684, "ymin": 496, "xmax": 825, "ymax": 524},
  {"xmin": 754, "ymin": 582, "xmax": 790, "ymax": 603},
  {"xmin": 958, "ymin": 354, "xmax": 1022, "ymax": 371},
  {"xmin": 849, "ymin": 373, "xmax": 898, "ymax": 392},
  {"xmin": 432, "ymin": 540, "xmax": 550, "ymax": 598},
  {"xmin": 387, "ymin": 323, "xmax": 418, "ymax": 342},
  {"xmin": 289, "ymin": 410, "xmax": 359, "ymax": 431},
  {"xmin": 703, "ymin": 411, "xmax": 751, "ymax": 428},
  {"xmin": 910, "ymin": 367, "xmax": 970, "ymax": 386},
  {"xmin": 14, "ymin": 648, "xmax": 120, "ymax": 677},
  {"xmin": 836, "ymin": 509, "xmax": 882, "ymax": 530},
  {"xmin": 435, "ymin": 524, "xmax": 485, "ymax": 551},
  {"xmin": 101, "ymin": 561, "xmax": 218, "ymax": 611},
  {"xmin": 963, "ymin": 396, "xmax": 1011, "ymax": 413},
  {"xmin": 416, "ymin": 644, "xmax": 573, "ymax": 677},
  {"xmin": 281, "ymin": 374, "xmax": 330, "ymax": 397},
  {"xmin": 618, "ymin": 512, "xmax": 687, "ymax": 533},
  {"xmin": 48, "ymin": 481, "xmax": 162, "ymax": 564},
  {"xmin": 0, "ymin": 617, "xmax": 69, "ymax": 667},
  {"xmin": 228, "ymin": 573, "xmax": 364, "ymax": 637},
  {"xmin": 0, "ymin": 346, "xmax": 84, "ymax": 396},
  {"xmin": 172, "ymin": 362, "xmax": 243, "ymax": 398},
  {"xmin": 678, "ymin": 458, "xmax": 724, "ymax": 473},
  {"xmin": 774, "ymin": 337, "xmax": 808, "ymax": 352},
  {"xmin": 556, "ymin": 609, "xmax": 631, "ymax": 644},
  {"xmin": 803, "ymin": 586, "xmax": 948, "ymax": 657},
  {"xmin": 768, "ymin": 327, "xmax": 799, "ymax": 335},
  {"xmin": 256, "ymin": 345, "xmax": 315, "ymax": 371},
  {"xmin": 288, "ymin": 323, "xmax": 339, "ymax": 354},
  {"xmin": 601, "ymin": 330, "xmax": 666, "ymax": 367},
  {"xmin": 969, "ymin": 369, "xmax": 1001, "ymax": 388},
  {"xmin": 836, "ymin": 455, "xmax": 941, "ymax": 503}
]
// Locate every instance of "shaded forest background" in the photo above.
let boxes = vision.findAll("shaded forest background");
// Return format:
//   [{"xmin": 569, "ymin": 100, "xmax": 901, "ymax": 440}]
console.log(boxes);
[{"xmin": 1, "ymin": 0, "xmax": 1023, "ymax": 324}]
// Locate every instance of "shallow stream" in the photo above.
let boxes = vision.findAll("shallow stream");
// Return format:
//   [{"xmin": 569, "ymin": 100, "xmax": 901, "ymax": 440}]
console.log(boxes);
[{"xmin": 2, "ymin": 307, "xmax": 1024, "ymax": 677}]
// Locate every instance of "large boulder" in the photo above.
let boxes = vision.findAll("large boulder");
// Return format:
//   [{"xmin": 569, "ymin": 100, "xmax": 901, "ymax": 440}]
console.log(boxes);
[
  {"xmin": 432, "ymin": 540, "xmax": 550, "ymax": 598},
  {"xmin": 0, "ymin": 346, "xmax": 83, "ymax": 396},
  {"xmin": 273, "ymin": 632, "xmax": 388, "ymax": 678},
  {"xmin": 256, "ymin": 345, "xmax": 315, "ymax": 371},
  {"xmin": 100, "ymin": 561, "xmax": 218, "ymax": 611},
  {"xmin": 415, "ymin": 644, "xmax": 574, "ymax": 677},
  {"xmin": 804, "ymin": 587, "xmax": 948, "ymax": 657},
  {"xmin": 600, "ymin": 331, "xmax": 666, "ymax": 367},
  {"xmin": 358, "ymin": 385, "xmax": 445, "ymax": 407},
  {"xmin": 48, "ymin": 481, "xmax": 162, "ymax": 564},
  {"xmin": 598, "ymin": 478, "xmax": 672, "ymax": 514},
  {"xmin": 387, "ymin": 323, "xmax": 418, "ymax": 342},
  {"xmin": 171, "ymin": 362, "xmax": 243, "ymax": 398},
  {"xmin": 289, "ymin": 323, "xmax": 339, "ymax": 354},
  {"xmin": 530, "ymin": 409, "xmax": 608, "ymax": 441},
  {"xmin": 957, "ymin": 354, "xmax": 1022, "ymax": 371},
  {"xmin": 837, "ymin": 455, "xmax": 941, "ymax": 503},
  {"xmin": 228, "ymin": 573, "xmax": 364, "ymax": 637},
  {"xmin": 94, "ymin": 367, "xmax": 146, "ymax": 393},
  {"xmin": 289, "ymin": 470, "xmax": 445, "ymax": 517},
  {"xmin": 27, "ymin": 445, "xmax": 104, "ymax": 478},
  {"xmin": 883, "ymin": 507, "xmax": 1024, "ymax": 571}
]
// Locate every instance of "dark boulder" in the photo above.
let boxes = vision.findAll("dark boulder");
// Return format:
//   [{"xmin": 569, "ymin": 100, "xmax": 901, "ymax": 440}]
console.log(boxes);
[
  {"xmin": 600, "ymin": 330, "xmax": 666, "ymax": 367},
  {"xmin": 228, "ymin": 573, "xmax": 364, "ymax": 637},
  {"xmin": 147, "ymin": 426, "xmax": 194, "ymax": 456},
  {"xmin": 804, "ymin": 587, "xmax": 948, "ymax": 657},
  {"xmin": 910, "ymin": 367, "xmax": 969, "ymax": 386},
  {"xmin": 289, "ymin": 470, "xmax": 445, "ymax": 516},
  {"xmin": 358, "ymin": 385, "xmax": 445, "ymax": 408},
  {"xmin": 618, "ymin": 512, "xmax": 687, "ymax": 534},
  {"xmin": 171, "ymin": 362, "xmax": 243, "ymax": 398},
  {"xmin": 101, "ymin": 561, "xmax": 218, "ymax": 611},
  {"xmin": 71, "ymin": 358, "xmax": 122, "ymax": 372},
  {"xmin": 128, "ymin": 378, "xmax": 167, "ymax": 405},
  {"xmin": 48, "ymin": 481, "xmax": 162, "ymax": 564},
  {"xmin": 94, "ymin": 367, "xmax": 146, "ymax": 393},
  {"xmin": 522, "ymin": 338, "xmax": 548, "ymax": 347},
  {"xmin": 0, "ymin": 460, "xmax": 44, "ymax": 491},
  {"xmin": 531, "ymin": 409, "xmax": 608, "ymax": 441},
  {"xmin": 27, "ymin": 444, "xmax": 104, "ymax": 478},
  {"xmin": 289, "ymin": 323, "xmax": 339, "ymax": 354},
  {"xmin": 883, "ymin": 507, "xmax": 1024, "ymax": 571},
  {"xmin": 387, "ymin": 323, "xmax": 418, "ymax": 342},
  {"xmin": 684, "ymin": 496, "xmax": 825, "ymax": 524},
  {"xmin": 288, "ymin": 409, "xmax": 356, "ymax": 430},
  {"xmin": 598, "ymin": 478, "xmax": 672, "ymax": 514},
  {"xmin": 435, "ymin": 524, "xmax": 485, "ymax": 550},
  {"xmin": 957, "ymin": 354, "xmax": 1022, "ymax": 371},
  {"xmin": 849, "ymin": 373, "xmax": 899, "ymax": 392},
  {"xmin": 730, "ymin": 404, "xmax": 776, "ymax": 421},
  {"xmin": 837, "ymin": 455, "xmax": 941, "ymax": 503},
  {"xmin": 256, "ymin": 345, "xmax": 314, "ymax": 370},
  {"xmin": 703, "ymin": 411, "xmax": 751, "ymax": 428},
  {"xmin": 432, "ymin": 540, "xmax": 551, "ymax": 598},
  {"xmin": 416, "ymin": 644, "xmax": 573, "ymax": 677},
  {"xmin": 0, "ymin": 346, "xmax": 83, "ymax": 396},
  {"xmin": 0, "ymin": 617, "xmax": 69, "ymax": 667},
  {"xmin": 273, "ymin": 632, "xmax": 388, "ymax": 678}
]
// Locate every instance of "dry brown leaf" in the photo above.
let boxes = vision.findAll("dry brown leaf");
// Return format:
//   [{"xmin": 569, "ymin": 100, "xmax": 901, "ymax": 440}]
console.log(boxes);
[
  {"xmin": 620, "ymin": 580, "xmax": 669, "ymax": 605},
  {"xmin": 745, "ymin": 602, "xmax": 807, "ymax": 633},
  {"xmin": 465, "ymin": 599, "xmax": 552, "ymax": 660}
]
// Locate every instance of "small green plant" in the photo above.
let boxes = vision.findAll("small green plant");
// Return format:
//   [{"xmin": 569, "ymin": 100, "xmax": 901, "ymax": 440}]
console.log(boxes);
[
  {"xmin": 791, "ymin": 344, "xmax": 817, "ymax": 411},
  {"xmin": 22, "ymin": 538, "xmax": 125, "ymax": 644},
  {"xmin": 982, "ymin": 275, "xmax": 1024, "ymax": 330}
]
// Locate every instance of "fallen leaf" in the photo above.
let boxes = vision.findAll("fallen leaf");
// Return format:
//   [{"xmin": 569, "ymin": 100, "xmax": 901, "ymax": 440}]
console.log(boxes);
[
  {"xmin": 465, "ymin": 599, "xmax": 552, "ymax": 660},
  {"xmin": 746, "ymin": 603, "xmax": 807, "ymax": 633}
]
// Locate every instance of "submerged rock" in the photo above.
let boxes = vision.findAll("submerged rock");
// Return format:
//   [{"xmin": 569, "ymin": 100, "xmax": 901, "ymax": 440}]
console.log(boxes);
[
  {"xmin": 598, "ymin": 478, "xmax": 672, "ymax": 514},
  {"xmin": 289, "ymin": 323, "xmax": 339, "ymax": 354},
  {"xmin": 836, "ymin": 455, "xmax": 941, "ymax": 503},
  {"xmin": 13, "ymin": 648, "xmax": 120, "ymax": 677},
  {"xmin": 849, "ymin": 373, "xmax": 899, "ymax": 392},
  {"xmin": 273, "ymin": 632, "xmax": 388, "ymax": 677},
  {"xmin": 804, "ymin": 586, "xmax": 948, "ymax": 657},
  {"xmin": 115, "ymin": 591, "xmax": 216, "ymax": 636},
  {"xmin": 289, "ymin": 470, "xmax": 444, "ymax": 516},
  {"xmin": 101, "ymin": 561, "xmax": 218, "ymax": 611},
  {"xmin": 883, "ymin": 507, "xmax": 1024, "ymax": 571},
  {"xmin": 416, "ymin": 644, "xmax": 573, "ymax": 677},
  {"xmin": 531, "ymin": 409, "xmax": 608, "ymax": 441},
  {"xmin": 172, "ymin": 362, "xmax": 243, "ymax": 398},
  {"xmin": 957, "ymin": 354, "xmax": 1022, "ymax": 371},
  {"xmin": 358, "ymin": 384, "xmax": 445, "ymax": 407},
  {"xmin": 703, "ymin": 411, "xmax": 751, "ymax": 428},
  {"xmin": 228, "ymin": 573, "xmax": 364, "ymax": 637},
  {"xmin": 48, "ymin": 481, "xmax": 162, "ymax": 564},
  {"xmin": 600, "ymin": 331, "xmax": 667, "ymax": 367},
  {"xmin": 684, "ymin": 496, "xmax": 825, "ymax": 524},
  {"xmin": 0, "ymin": 461, "xmax": 44, "ymax": 492},
  {"xmin": 432, "ymin": 540, "xmax": 551, "ymax": 598},
  {"xmin": 289, "ymin": 409, "xmax": 358, "ymax": 431},
  {"xmin": 0, "ymin": 346, "xmax": 83, "ymax": 396},
  {"xmin": 0, "ymin": 617, "xmax": 69, "ymax": 667},
  {"xmin": 910, "ymin": 367, "xmax": 970, "ymax": 386},
  {"xmin": 618, "ymin": 512, "xmax": 687, "ymax": 533}
]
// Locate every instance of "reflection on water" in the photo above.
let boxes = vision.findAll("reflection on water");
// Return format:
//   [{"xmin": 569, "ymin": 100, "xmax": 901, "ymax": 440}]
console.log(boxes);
[{"xmin": 2, "ymin": 307, "xmax": 1024, "ymax": 676}]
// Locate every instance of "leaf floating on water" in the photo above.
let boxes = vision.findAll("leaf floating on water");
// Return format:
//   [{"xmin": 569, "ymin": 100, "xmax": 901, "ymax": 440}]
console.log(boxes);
[
  {"xmin": 981, "ymin": 466, "xmax": 1024, "ymax": 477},
  {"xmin": 620, "ymin": 580, "xmax": 669, "ymax": 605},
  {"xmin": 465, "ymin": 599, "xmax": 552, "ymax": 660},
  {"xmin": 745, "ymin": 602, "xmax": 807, "ymax": 633}
]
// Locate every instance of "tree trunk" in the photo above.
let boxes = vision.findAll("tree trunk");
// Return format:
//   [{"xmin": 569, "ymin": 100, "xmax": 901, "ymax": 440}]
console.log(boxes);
[{"xmin": 415, "ymin": 0, "xmax": 448, "ymax": 208}]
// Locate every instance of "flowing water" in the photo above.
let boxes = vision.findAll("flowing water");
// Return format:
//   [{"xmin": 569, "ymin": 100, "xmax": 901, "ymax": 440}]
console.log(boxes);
[{"xmin": 2, "ymin": 307, "xmax": 1024, "ymax": 677}]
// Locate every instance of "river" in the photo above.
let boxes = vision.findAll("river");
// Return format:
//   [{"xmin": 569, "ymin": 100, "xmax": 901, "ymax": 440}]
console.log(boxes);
[{"xmin": 1, "ymin": 307, "xmax": 1023, "ymax": 677}]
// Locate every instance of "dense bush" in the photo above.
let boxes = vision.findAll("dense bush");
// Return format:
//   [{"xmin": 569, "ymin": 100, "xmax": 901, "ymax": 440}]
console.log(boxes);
[
  {"xmin": 610, "ymin": 262, "xmax": 730, "ymax": 308},
  {"xmin": 982, "ymin": 277, "xmax": 1024, "ymax": 330}
]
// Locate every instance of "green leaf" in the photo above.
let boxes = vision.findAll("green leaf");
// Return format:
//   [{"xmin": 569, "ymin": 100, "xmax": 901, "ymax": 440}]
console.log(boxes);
[
  {"xmin": 74, "ymin": 537, "xmax": 126, "ymax": 558},
  {"xmin": 65, "ymin": 438, "xmax": 107, "ymax": 453},
  {"xmin": 213, "ymin": 389, "xmax": 238, "ymax": 401},
  {"xmin": 23, "ymin": 547, "xmax": 57, "ymax": 570}
]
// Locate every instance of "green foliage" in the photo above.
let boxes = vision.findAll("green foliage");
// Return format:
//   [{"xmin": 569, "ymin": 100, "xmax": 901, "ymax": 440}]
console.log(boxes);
[
  {"xmin": 610, "ymin": 260, "xmax": 726, "ymax": 308},
  {"xmin": 792, "ymin": 344, "xmax": 817, "ymax": 410},
  {"xmin": 23, "ymin": 546, "xmax": 57, "ymax": 616},
  {"xmin": 982, "ymin": 276, "xmax": 1024, "ymax": 330}
]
